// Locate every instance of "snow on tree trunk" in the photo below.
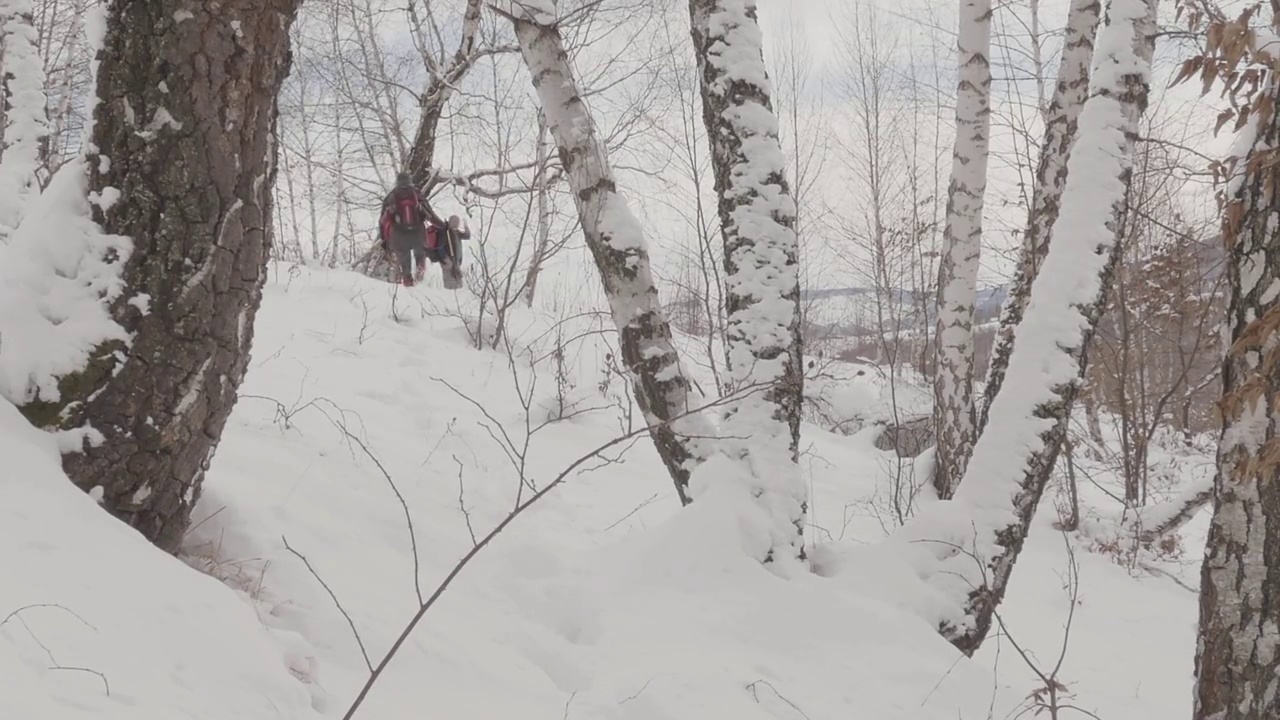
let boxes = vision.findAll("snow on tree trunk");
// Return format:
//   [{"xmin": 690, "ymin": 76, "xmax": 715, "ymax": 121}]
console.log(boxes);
[
  {"xmin": 21, "ymin": 0, "xmax": 302, "ymax": 553},
  {"xmin": 688, "ymin": 0, "xmax": 806, "ymax": 561},
  {"xmin": 905, "ymin": 0, "xmax": 1157, "ymax": 655},
  {"xmin": 978, "ymin": 0, "xmax": 1101, "ymax": 434},
  {"xmin": 0, "ymin": 0, "xmax": 49, "ymax": 241},
  {"xmin": 1193, "ymin": 25, "xmax": 1280, "ymax": 717},
  {"xmin": 931, "ymin": 0, "xmax": 992, "ymax": 499},
  {"xmin": 504, "ymin": 0, "xmax": 713, "ymax": 505}
]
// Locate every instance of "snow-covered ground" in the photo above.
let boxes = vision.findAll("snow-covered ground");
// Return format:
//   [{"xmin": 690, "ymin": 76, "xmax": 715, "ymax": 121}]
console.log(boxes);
[{"xmin": 3, "ymin": 264, "xmax": 1206, "ymax": 719}]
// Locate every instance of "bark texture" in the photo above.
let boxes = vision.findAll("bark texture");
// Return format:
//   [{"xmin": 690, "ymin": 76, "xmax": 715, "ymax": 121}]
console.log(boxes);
[
  {"xmin": 688, "ymin": 0, "xmax": 806, "ymax": 561},
  {"xmin": 1193, "ymin": 81, "xmax": 1280, "ymax": 720},
  {"xmin": 936, "ymin": 0, "xmax": 1156, "ymax": 655},
  {"xmin": 506, "ymin": 2, "xmax": 712, "ymax": 504},
  {"xmin": 932, "ymin": 0, "xmax": 992, "ymax": 499},
  {"xmin": 30, "ymin": 0, "xmax": 301, "ymax": 552},
  {"xmin": 978, "ymin": 0, "xmax": 1101, "ymax": 434}
]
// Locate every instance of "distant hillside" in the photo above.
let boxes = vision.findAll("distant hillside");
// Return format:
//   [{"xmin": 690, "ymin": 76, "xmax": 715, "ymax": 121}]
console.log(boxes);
[{"xmin": 802, "ymin": 284, "xmax": 1010, "ymax": 338}]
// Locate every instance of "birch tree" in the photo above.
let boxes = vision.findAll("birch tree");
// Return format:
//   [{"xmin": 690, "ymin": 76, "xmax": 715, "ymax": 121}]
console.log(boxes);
[
  {"xmin": 688, "ymin": 0, "xmax": 806, "ymax": 560},
  {"xmin": 932, "ymin": 0, "xmax": 993, "ymax": 499},
  {"xmin": 21, "ymin": 0, "xmax": 302, "ymax": 552},
  {"xmin": 907, "ymin": 0, "xmax": 1158, "ymax": 654},
  {"xmin": 1186, "ymin": 6, "xmax": 1280, "ymax": 716},
  {"xmin": 0, "ymin": 0, "xmax": 49, "ymax": 240},
  {"xmin": 501, "ymin": 0, "xmax": 713, "ymax": 505},
  {"xmin": 979, "ymin": 0, "xmax": 1101, "ymax": 432}
]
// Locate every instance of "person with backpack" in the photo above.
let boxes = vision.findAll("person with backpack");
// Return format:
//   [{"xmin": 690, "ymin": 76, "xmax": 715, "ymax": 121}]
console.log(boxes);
[
  {"xmin": 378, "ymin": 172, "xmax": 431, "ymax": 287},
  {"xmin": 430, "ymin": 214, "xmax": 469, "ymax": 290}
]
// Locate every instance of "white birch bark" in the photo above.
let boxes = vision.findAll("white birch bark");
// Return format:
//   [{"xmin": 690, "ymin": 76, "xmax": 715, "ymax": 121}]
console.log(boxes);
[
  {"xmin": 1193, "ymin": 24, "xmax": 1280, "ymax": 716},
  {"xmin": 688, "ymin": 0, "xmax": 806, "ymax": 562},
  {"xmin": 503, "ymin": 0, "xmax": 713, "ymax": 504},
  {"xmin": 905, "ymin": 0, "xmax": 1158, "ymax": 655},
  {"xmin": 932, "ymin": 0, "xmax": 992, "ymax": 499},
  {"xmin": 979, "ymin": 0, "xmax": 1101, "ymax": 433},
  {"xmin": 0, "ymin": 0, "xmax": 48, "ymax": 241}
]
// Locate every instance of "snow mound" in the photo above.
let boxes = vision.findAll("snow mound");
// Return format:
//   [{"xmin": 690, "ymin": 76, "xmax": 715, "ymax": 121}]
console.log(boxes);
[{"xmin": 0, "ymin": 399, "xmax": 320, "ymax": 719}]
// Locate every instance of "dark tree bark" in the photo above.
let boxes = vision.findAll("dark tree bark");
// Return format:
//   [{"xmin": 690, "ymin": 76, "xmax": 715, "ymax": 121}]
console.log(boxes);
[{"xmin": 22, "ymin": 0, "xmax": 301, "ymax": 552}]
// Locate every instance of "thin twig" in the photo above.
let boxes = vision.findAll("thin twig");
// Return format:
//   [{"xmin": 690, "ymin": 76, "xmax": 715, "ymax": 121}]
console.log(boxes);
[
  {"xmin": 282, "ymin": 535, "xmax": 374, "ymax": 673},
  {"xmin": 454, "ymin": 456, "xmax": 478, "ymax": 546}
]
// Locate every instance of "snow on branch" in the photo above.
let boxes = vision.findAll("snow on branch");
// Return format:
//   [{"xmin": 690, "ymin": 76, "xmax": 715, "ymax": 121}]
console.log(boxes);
[{"xmin": 0, "ymin": 1, "xmax": 50, "ymax": 240}]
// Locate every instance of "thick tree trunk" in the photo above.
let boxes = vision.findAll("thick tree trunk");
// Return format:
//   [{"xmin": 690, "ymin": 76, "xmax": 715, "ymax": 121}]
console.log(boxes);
[
  {"xmin": 0, "ymin": 0, "xmax": 49, "ymax": 240},
  {"xmin": 505, "ymin": 1, "xmax": 712, "ymax": 505},
  {"xmin": 25, "ymin": 0, "xmax": 301, "ymax": 552},
  {"xmin": 932, "ymin": 0, "xmax": 992, "ymax": 499},
  {"xmin": 978, "ymin": 0, "xmax": 1101, "ymax": 433},
  {"xmin": 688, "ymin": 0, "xmax": 806, "ymax": 561},
  {"xmin": 909, "ymin": 0, "xmax": 1156, "ymax": 655},
  {"xmin": 1193, "ymin": 78, "xmax": 1280, "ymax": 720}
]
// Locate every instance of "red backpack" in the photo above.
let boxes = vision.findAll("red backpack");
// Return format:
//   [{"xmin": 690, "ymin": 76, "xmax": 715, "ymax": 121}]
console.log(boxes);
[{"xmin": 391, "ymin": 187, "xmax": 424, "ymax": 231}]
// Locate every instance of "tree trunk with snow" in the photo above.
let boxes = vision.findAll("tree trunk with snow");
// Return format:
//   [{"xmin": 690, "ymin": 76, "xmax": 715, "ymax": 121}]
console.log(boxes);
[
  {"xmin": 0, "ymin": 0, "xmax": 49, "ymax": 241},
  {"xmin": 688, "ymin": 0, "xmax": 806, "ymax": 561},
  {"xmin": 22, "ymin": 0, "xmax": 301, "ymax": 552},
  {"xmin": 911, "ymin": 0, "xmax": 1157, "ymax": 655},
  {"xmin": 504, "ymin": 1, "xmax": 712, "ymax": 505},
  {"xmin": 1193, "ymin": 59, "xmax": 1280, "ymax": 720},
  {"xmin": 931, "ymin": 0, "xmax": 992, "ymax": 499},
  {"xmin": 978, "ymin": 0, "xmax": 1101, "ymax": 434}
]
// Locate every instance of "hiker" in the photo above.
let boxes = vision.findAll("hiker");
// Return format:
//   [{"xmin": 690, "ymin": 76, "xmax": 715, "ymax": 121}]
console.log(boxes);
[
  {"xmin": 378, "ymin": 172, "xmax": 431, "ymax": 287},
  {"xmin": 428, "ymin": 214, "xmax": 469, "ymax": 290}
]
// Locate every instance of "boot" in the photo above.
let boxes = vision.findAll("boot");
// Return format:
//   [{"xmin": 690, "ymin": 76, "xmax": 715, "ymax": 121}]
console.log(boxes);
[{"xmin": 402, "ymin": 276, "xmax": 414, "ymax": 288}]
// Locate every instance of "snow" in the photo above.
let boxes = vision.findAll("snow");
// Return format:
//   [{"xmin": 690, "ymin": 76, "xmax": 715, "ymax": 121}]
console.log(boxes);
[
  {"xmin": 0, "ymin": 160, "xmax": 131, "ymax": 406},
  {"xmin": 0, "ymin": 263, "xmax": 1208, "ymax": 719},
  {"xmin": 0, "ymin": 1, "xmax": 50, "ymax": 240}
]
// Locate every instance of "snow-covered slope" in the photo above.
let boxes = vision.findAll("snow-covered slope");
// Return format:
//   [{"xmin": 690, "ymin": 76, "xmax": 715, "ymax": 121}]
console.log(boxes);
[{"xmin": 3, "ymin": 264, "xmax": 1203, "ymax": 719}]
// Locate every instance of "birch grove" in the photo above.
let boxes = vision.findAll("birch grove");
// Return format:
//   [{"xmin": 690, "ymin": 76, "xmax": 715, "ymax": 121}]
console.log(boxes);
[
  {"xmin": 688, "ymin": 0, "xmax": 806, "ymax": 561},
  {"xmin": 907, "ymin": 0, "xmax": 1158, "ymax": 654},
  {"xmin": 932, "ymin": 0, "xmax": 992, "ymax": 499}
]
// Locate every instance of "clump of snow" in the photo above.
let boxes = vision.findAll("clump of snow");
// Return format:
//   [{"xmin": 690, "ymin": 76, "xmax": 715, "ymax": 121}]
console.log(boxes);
[
  {"xmin": 0, "ymin": 160, "xmax": 131, "ymax": 406},
  {"xmin": 0, "ymin": 1, "xmax": 51, "ymax": 239}
]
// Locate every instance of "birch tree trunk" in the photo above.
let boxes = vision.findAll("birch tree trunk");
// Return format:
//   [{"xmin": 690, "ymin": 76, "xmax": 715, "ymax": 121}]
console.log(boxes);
[
  {"xmin": 1193, "ymin": 25, "xmax": 1280, "ymax": 717},
  {"xmin": 907, "ymin": 0, "xmax": 1157, "ymax": 654},
  {"xmin": 504, "ymin": 1, "xmax": 712, "ymax": 505},
  {"xmin": 22, "ymin": 0, "xmax": 301, "ymax": 552},
  {"xmin": 688, "ymin": 0, "xmax": 806, "ymax": 561},
  {"xmin": 0, "ymin": 0, "xmax": 48, "ymax": 240},
  {"xmin": 978, "ymin": 0, "xmax": 1101, "ymax": 433},
  {"xmin": 932, "ymin": 0, "xmax": 992, "ymax": 499}
]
